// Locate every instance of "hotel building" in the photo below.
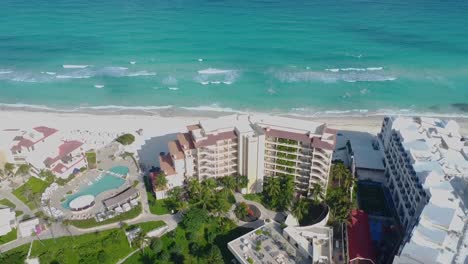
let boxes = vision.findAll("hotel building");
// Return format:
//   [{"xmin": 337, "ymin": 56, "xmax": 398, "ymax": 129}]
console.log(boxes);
[
  {"xmin": 157, "ymin": 115, "xmax": 336, "ymax": 198},
  {"xmin": 378, "ymin": 116, "xmax": 468, "ymax": 264}
]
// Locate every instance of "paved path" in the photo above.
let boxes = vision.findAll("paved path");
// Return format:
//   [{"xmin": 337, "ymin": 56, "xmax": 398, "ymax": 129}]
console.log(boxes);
[
  {"xmin": 0, "ymin": 185, "xmax": 34, "ymax": 216},
  {"xmin": 0, "ymin": 211, "xmax": 182, "ymax": 253},
  {"xmin": 233, "ymin": 193, "xmax": 286, "ymax": 223}
]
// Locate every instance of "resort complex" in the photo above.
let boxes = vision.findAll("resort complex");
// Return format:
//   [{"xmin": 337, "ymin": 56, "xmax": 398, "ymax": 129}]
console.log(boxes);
[
  {"xmin": 0, "ymin": 113, "xmax": 467, "ymax": 264},
  {"xmin": 0, "ymin": 126, "xmax": 86, "ymax": 178},
  {"xmin": 379, "ymin": 117, "xmax": 468, "ymax": 264},
  {"xmin": 156, "ymin": 114, "xmax": 336, "ymax": 198}
]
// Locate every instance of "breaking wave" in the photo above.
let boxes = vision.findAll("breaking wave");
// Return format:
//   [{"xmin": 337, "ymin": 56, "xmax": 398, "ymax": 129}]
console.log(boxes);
[
  {"xmin": 195, "ymin": 68, "xmax": 239, "ymax": 85},
  {"xmin": 274, "ymin": 67, "xmax": 395, "ymax": 83},
  {"xmin": 0, "ymin": 66, "xmax": 156, "ymax": 83}
]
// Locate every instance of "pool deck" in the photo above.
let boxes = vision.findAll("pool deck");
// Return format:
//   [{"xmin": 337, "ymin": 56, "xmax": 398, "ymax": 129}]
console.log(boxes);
[{"xmin": 49, "ymin": 143, "xmax": 139, "ymax": 220}]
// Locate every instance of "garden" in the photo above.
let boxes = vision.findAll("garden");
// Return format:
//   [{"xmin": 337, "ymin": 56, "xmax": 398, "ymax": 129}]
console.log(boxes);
[
  {"xmin": 13, "ymin": 176, "xmax": 51, "ymax": 210},
  {"xmin": 234, "ymin": 202, "xmax": 261, "ymax": 222},
  {"xmin": 123, "ymin": 208, "xmax": 252, "ymax": 264}
]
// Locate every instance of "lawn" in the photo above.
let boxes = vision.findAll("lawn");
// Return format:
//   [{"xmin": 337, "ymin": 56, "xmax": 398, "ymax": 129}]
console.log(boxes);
[
  {"xmin": 86, "ymin": 151, "xmax": 97, "ymax": 168},
  {"xmin": 0, "ymin": 243, "xmax": 29, "ymax": 264},
  {"xmin": 0, "ymin": 198, "xmax": 16, "ymax": 208},
  {"xmin": 123, "ymin": 216, "xmax": 252, "ymax": 264},
  {"xmin": 357, "ymin": 182, "xmax": 391, "ymax": 217},
  {"xmin": 12, "ymin": 177, "xmax": 50, "ymax": 210},
  {"xmin": 29, "ymin": 228, "xmax": 133, "ymax": 264},
  {"xmin": 149, "ymin": 198, "xmax": 171, "ymax": 215},
  {"xmin": 68, "ymin": 205, "xmax": 142, "ymax": 229},
  {"xmin": 0, "ymin": 228, "xmax": 17, "ymax": 245},
  {"xmin": 144, "ymin": 175, "xmax": 171, "ymax": 215}
]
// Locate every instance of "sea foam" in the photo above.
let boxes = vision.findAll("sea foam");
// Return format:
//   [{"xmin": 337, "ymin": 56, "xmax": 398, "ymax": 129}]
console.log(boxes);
[
  {"xmin": 62, "ymin": 65, "xmax": 89, "ymax": 69},
  {"xmin": 195, "ymin": 68, "xmax": 239, "ymax": 85}
]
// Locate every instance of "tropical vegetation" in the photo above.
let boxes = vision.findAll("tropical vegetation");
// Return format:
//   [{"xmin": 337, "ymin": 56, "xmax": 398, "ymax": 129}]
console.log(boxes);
[
  {"xmin": 153, "ymin": 172, "xmax": 168, "ymax": 191},
  {"xmin": 123, "ymin": 208, "xmax": 251, "ymax": 264},
  {"xmin": 115, "ymin": 133, "xmax": 135, "ymax": 145},
  {"xmin": 325, "ymin": 162, "xmax": 356, "ymax": 226},
  {"xmin": 263, "ymin": 174, "xmax": 295, "ymax": 211},
  {"xmin": 0, "ymin": 228, "xmax": 17, "ymax": 245},
  {"xmin": 12, "ymin": 176, "xmax": 51, "ymax": 210}
]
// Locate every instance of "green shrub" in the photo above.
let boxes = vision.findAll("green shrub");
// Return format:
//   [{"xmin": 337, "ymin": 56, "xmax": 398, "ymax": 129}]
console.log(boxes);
[{"xmin": 115, "ymin": 134, "xmax": 135, "ymax": 145}]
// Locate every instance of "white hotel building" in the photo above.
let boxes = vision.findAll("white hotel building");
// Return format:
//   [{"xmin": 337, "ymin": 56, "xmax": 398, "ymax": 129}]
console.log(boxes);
[
  {"xmin": 378, "ymin": 116, "xmax": 468, "ymax": 264},
  {"xmin": 157, "ymin": 115, "xmax": 336, "ymax": 197}
]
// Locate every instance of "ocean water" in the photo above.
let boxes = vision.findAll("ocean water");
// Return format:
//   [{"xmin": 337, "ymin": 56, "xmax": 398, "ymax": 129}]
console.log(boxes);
[{"xmin": 1, "ymin": 0, "xmax": 468, "ymax": 116}]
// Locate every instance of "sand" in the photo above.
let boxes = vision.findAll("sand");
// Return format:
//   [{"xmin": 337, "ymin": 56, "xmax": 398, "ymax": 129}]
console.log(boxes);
[{"xmin": 0, "ymin": 110, "xmax": 467, "ymax": 168}]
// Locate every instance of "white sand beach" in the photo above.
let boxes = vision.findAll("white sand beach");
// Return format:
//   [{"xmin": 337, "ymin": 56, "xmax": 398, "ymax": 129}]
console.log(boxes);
[{"xmin": 0, "ymin": 110, "xmax": 467, "ymax": 169}]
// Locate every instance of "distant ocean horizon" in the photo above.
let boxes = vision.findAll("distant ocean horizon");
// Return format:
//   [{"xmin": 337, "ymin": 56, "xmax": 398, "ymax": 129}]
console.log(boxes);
[{"xmin": 1, "ymin": 0, "xmax": 468, "ymax": 117}]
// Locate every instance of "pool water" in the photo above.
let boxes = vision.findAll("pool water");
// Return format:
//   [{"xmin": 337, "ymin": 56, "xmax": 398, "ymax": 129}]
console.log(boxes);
[
  {"xmin": 109, "ymin": 166, "xmax": 129, "ymax": 177},
  {"xmin": 62, "ymin": 173, "xmax": 125, "ymax": 209}
]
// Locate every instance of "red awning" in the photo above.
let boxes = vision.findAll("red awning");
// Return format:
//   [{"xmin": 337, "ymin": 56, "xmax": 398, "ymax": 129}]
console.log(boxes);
[{"xmin": 347, "ymin": 209, "xmax": 376, "ymax": 264}]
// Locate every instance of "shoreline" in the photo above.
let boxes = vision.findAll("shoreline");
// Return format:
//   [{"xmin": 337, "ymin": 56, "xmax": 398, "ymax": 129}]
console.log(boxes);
[
  {"xmin": 0, "ymin": 108, "xmax": 467, "ymax": 136},
  {"xmin": 2, "ymin": 103, "xmax": 468, "ymax": 120}
]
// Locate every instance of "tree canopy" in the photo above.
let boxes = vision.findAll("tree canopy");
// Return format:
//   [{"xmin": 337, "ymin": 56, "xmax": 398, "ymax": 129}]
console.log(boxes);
[
  {"xmin": 263, "ymin": 175, "xmax": 294, "ymax": 211},
  {"xmin": 325, "ymin": 163, "xmax": 356, "ymax": 226},
  {"xmin": 115, "ymin": 133, "xmax": 135, "ymax": 145}
]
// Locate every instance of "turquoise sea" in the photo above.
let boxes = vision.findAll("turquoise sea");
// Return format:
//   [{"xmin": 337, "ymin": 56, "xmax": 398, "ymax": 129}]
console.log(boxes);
[{"xmin": 1, "ymin": 0, "xmax": 468, "ymax": 116}]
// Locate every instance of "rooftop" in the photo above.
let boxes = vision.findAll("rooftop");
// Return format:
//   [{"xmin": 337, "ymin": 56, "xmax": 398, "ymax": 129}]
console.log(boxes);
[
  {"xmin": 102, "ymin": 187, "xmax": 139, "ymax": 209},
  {"xmin": 335, "ymin": 131, "xmax": 385, "ymax": 171},
  {"xmin": 10, "ymin": 126, "xmax": 58, "ymax": 152},
  {"xmin": 388, "ymin": 117, "xmax": 468, "ymax": 264},
  {"xmin": 347, "ymin": 210, "xmax": 376, "ymax": 264},
  {"xmin": 228, "ymin": 223, "xmax": 305, "ymax": 264},
  {"xmin": 44, "ymin": 140, "xmax": 83, "ymax": 167}
]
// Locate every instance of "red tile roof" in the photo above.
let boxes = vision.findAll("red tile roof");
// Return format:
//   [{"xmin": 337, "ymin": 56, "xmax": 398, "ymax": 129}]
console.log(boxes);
[
  {"xmin": 44, "ymin": 140, "xmax": 83, "ymax": 167},
  {"xmin": 10, "ymin": 126, "xmax": 58, "ymax": 152},
  {"xmin": 168, "ymin": 140, "xmax": 184, "ymax": 160},
  {"xmin": 177, "ymin": 133, "xmax": 195, "ymax": 150},
  {"xmin": 194, "ymin": 130, "xmax": 237, "ymax": 148},
  {"xmin": 186, "ymin": 124, "xmax": 201, "ymax": 131},
  {"xmin": 347, "ymin": 210, "xmax": 376, "ymax": 264},
  {"xmin": 159, "ymin": 154, "xmax": 176, "ymax": 176},
  {"xmin": 311, "ymin": 137, "xmax": 336, "ymax": 151},
  {"xmin": 264, "ymin": 128, "xmax": 312, "ymax": 145}
]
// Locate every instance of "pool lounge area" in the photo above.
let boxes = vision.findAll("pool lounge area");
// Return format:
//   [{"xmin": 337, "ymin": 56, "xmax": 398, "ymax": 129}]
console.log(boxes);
[{"xmin": 61, "ymin": 166, "xmax": 129, "ymax": 210}]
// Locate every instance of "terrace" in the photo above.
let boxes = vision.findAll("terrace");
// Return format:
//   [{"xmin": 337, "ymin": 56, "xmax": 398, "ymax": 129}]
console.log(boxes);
[{"xmin": 228, "ymin": 223, "xmax": 308, "ymax": 264}]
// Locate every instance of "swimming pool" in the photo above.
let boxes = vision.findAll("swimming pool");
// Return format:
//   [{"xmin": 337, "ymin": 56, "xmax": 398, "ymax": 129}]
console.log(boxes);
[
  {"xmin": 109, "ymin": 166, "xmax": 129, "ymax": 177},
  {"xmin": 62, "ymin": 173, "xmax": 126, "ymax": 209}
]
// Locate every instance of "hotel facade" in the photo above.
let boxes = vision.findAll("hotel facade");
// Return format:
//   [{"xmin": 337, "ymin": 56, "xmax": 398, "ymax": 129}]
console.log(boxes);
[
  {"xmin": 156, "ymin": 115, "xmax": 336, "ymax": 198},
  {"xmin": 378, "ymin": 116, "xmax": 468, "ymax": 264}
]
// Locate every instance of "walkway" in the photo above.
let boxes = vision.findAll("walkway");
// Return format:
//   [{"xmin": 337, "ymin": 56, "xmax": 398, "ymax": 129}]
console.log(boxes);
[
  {"xmin": 0, "ymin": 185, "xmax": 35, "ymax": 216},
  {"xmin": 0, "ymin": 211, "xmax": 181, "ymax": 253},
  {"xmin": 233, "ymin": 193, "xmax": 286, "ymax": 223}
]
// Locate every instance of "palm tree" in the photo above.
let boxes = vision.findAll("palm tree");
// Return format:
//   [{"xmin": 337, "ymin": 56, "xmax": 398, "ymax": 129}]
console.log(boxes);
[
  {"xmin": 187, "ymin": 178, "xmax": 202, "ymax": 202},
  {"xmin": 4, "ymin": 163, "xmax": 15, "ymax": 177},
  {"xmin": 132, "ymin": 231, "xmax": 148, "ymax": 251},
  {"xmin": 292, "ymin": 198, "xmax": 309, "ymax": 222},
  {"xmin": 154, "ymin": 172, "xmax": 168, "ymax": 191},
  {"xmin": 236, "ymin": 175, "xmax": 249, "ymax": 191},
  {"xmin": 221, "ymin": 176, "xmax": 236, "ymax": 194},
  {"xmin": 212, "ymin": 192, "xmax": 231, "ymax": 217},
  {"xmin": 310, "ymin": 182, "xmax": 324, "ymax": 204},
  {"xmin": 198, "ymin": 187, "xmax": 214, "ymax": 210},
  {"xmin": 264, "ymin": 178, "xmax": 281, "ymax": 203},
  {"xmin": 15, "ymin": 164, "xmax": 31, "ymax": 178},
  {"xmin": 166, "ymin": 187, "xmax": 188, "ymax": 212}
]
